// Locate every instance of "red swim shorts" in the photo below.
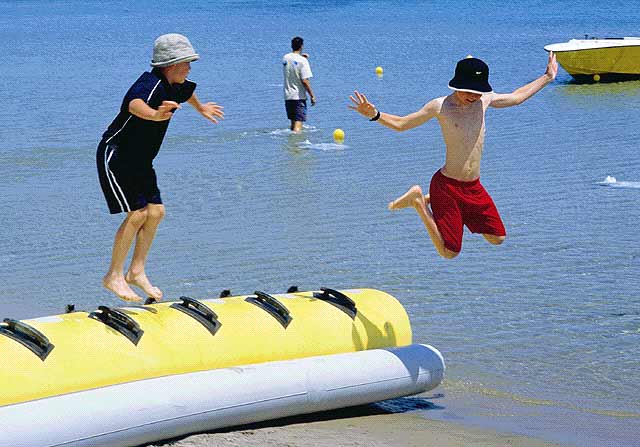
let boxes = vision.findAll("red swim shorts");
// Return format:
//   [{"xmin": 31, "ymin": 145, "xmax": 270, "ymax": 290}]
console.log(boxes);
[{"xmin": 429, "ymin": 169, "xmax": 506, "ymax": 253}]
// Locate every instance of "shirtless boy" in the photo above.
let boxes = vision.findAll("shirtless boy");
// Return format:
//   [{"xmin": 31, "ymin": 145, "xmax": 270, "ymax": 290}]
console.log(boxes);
[
  {"xmin": 97, "ymin": 34, "xmax": 224, "ymax": 301},
  {"xmin": 349, "ymin": 52, "xmax": 557, "ymax": 258}
]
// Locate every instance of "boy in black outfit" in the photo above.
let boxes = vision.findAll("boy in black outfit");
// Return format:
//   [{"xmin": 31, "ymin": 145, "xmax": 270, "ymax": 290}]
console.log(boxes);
[{"xmin": 97, "ymin": 33, "xmax": 224, "ymax": 302}]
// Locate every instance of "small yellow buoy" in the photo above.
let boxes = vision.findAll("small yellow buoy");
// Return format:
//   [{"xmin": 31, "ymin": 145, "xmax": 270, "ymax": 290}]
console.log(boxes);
[
  {"xmin": 333, "ymin": 128, "xmax": 345, "ymax": 143},
  {"xmin": 593, "ymin": 74, "xmax": 601, "ymax": 82},
  {"xmin": 375, "ymin": 66, "xmax": 383, "ymax": 76}
]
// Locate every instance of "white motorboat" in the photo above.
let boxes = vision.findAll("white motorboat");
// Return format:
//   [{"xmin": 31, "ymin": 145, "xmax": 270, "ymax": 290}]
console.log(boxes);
[{"xmin": 544, "ymin": 36, "xmax": 640, "ymax": 82}]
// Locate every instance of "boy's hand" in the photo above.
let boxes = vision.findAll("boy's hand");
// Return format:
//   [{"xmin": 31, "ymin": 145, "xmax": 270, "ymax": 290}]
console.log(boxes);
[
  {"xmin": 348, "ymin": 91, "xmax": 377, "ymax": 119},
  {"xmin": 545, "ymin": 51, "xmax": 558, "ymax": 81},
  {"xmin": 198, "ymin": 102, "xmax": 225, "ymax": 124},
  {"xmin": 155, "ymin": 101, "xmax": 181, "ymax": 121}
]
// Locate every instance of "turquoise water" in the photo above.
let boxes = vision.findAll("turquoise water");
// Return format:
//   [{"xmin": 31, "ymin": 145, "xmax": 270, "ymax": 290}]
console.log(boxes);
[{"xmin": 1, "ymin": 1, "xmax": 639, "ymax": 445}]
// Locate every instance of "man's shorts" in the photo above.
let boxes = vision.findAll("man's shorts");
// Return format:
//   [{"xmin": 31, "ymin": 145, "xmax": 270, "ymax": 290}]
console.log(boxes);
[
  {"xmin": 285, "ymin": 99, "xmax": 307, "ymax": 122},
  {"xmin": 96, "ymin": 142, "xmax": 162, "ymax": 214},
  {"xmin": 429, "ymin": 169, "xmax": 506, "ymax": 253}
]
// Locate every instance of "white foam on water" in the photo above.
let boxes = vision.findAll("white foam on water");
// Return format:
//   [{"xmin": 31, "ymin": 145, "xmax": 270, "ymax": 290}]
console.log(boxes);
[
  {"xmin": 298, "ymin": 140, "xmax": 347, "ymax": 151},
  {"xmin": 269, "ymin": 125, "xmax": 319, "ymax": 136},
  {"xmin": 269, "ymin": 128, "xmax": 295, "ymax": 136},
  {"xmin": 597, "ymin": 176, "xmax": 640, "ymax": 189},
  {"xmin": 601, "ymin": 175, "xmax": 617, "ymax": 184}
]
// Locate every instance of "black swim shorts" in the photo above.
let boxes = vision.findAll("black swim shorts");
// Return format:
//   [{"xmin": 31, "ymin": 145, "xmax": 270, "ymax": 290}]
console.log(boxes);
[
  {"xmin": 285, "ymin": 99, "xmax": 307, "ymax": 122},
  {"xmin": 96, "ymin": 142, "xmax": 162, "ymax": 214}
]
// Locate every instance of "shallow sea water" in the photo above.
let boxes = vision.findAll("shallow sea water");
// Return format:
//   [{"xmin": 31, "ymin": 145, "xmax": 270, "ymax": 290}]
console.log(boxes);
[{"xmin": 0, "ymin": 1, "xmax": 639, "ymax": 445}]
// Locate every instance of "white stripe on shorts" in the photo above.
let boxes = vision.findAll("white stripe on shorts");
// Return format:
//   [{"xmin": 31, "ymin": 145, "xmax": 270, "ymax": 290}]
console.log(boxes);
[{"xmin": 105, "ymin": 145, "xmax": 130, "ymax": 213}]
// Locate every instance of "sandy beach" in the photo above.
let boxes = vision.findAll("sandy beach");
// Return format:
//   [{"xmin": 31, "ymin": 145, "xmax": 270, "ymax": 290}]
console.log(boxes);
[{"xmin": 149, "ymin": 395, "xmax": 564, "ymax": 447}]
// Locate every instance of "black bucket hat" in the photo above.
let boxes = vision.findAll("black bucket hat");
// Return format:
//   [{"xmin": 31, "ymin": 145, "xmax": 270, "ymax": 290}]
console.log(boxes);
[{"xmin": 448, "ymin": 57, "xmax": 492, "ymax": 94}]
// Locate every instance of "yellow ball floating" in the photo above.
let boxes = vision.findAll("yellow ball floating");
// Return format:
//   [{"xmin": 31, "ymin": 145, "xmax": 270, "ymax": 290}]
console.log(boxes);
[
  {"xmin": 333, "ymin": 128, "xmax": 345, "ymax": 143},
  {"xmin": 375, "ymin": 66, "xmax": 383, "ymax": 75},
  {"xmin": 593, "ymin": 74, "xmax": 601, "ymax": 82}
]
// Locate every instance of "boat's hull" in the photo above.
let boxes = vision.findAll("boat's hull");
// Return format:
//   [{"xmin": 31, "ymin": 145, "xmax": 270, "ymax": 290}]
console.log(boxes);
[{"xmin": 551, "ymin": 45, "xmax": 640, "ymax": 82}]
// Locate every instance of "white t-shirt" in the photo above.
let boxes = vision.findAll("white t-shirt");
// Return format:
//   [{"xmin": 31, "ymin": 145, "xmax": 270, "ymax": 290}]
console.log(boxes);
[{"xmin": 282, "ymin": 52, "xmax": 313, "ymax": 100}]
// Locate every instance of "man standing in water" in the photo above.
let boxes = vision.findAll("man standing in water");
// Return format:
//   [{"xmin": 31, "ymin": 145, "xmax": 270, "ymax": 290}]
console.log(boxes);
[
  {"xmin": 97, "ymin": 34, "xmax": 224, "ymax": 301},
  {"xmin": 349, "ymin": 52, "xmax": 557, "ymax": 258},
  {"xmin": 283, "ymin": 36, "xmax": 316, "ymax": 132}
]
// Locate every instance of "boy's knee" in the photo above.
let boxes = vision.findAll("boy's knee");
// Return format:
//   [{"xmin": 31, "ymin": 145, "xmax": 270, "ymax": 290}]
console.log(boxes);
[
  {"xmin": 484, "ymin": 234, "xmax": 506, "ymax": 245},
  {"xmin": 439, "ymin": 248, "xmax": 459, "ymax": 259},
  {"xmin": 147, "ymin": 205, "xmax": 166, "ymax": 221},
  {"xmin": 128, "ymin": 208, "xmax": 148, "ymax": 226}
]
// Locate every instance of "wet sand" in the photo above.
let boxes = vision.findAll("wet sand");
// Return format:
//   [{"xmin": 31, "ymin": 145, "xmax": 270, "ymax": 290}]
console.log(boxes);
[{"xmin": 148, "ymin": 398, "xmax": 564, "ymax": 447}]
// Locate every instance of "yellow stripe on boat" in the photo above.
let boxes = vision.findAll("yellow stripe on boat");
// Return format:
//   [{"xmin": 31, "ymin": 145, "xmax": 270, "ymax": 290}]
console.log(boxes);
[
  {"xmin": 553, "ymin": 46, "xmax": 640, "ymax": 76},
  {"xmin": 0, "ymin": 288, "xmax": 411, "ymax": 407}
]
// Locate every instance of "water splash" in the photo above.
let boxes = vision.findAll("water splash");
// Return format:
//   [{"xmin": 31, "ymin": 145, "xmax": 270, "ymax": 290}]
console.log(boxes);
[
  {"xmin": 298, "ymin": 140, "xmax": 347, "ymax": 151},
  {"xmin": 269, "ymin": 128, "xmax": 296, "ymax": 136},
  {"xmin": 597, "ymin": 176, "xmax": 640, "ymax": 189},
  {"xmin": 269, "ymin": 125, "xmax": 319, "ymax": 136}
]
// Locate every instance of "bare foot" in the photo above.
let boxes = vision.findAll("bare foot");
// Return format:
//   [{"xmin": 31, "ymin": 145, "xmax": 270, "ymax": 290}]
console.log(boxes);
[
  {"xmin": 388, "ymin": 185, "xmax": 425, "ymax": 210},
  {"xmin": 126, "ymin": 271, "xmax": 163, "ymax": 301},
  {"xmin": 103, "ymin": 274, "xmax": 142, "ymax": 302}
]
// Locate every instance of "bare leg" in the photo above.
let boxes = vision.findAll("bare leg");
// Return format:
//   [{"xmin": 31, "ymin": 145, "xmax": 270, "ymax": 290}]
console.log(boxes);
[
  {"xmin": 483, "ymin": 234, "xmax": 506, "ymax": 245},
  {"xmin": 103, "ymin": 209, "xmax": 148, "ymax": 302},
  {"xmin": 126, "ymin": 204, "xmax": 165, "ymax": 301},
  {"xmin": 389, "ymin": 185, "xmax": 458, "ymax": 259},
  {"xmin": 292, "ymin": 120, "xmax": 303, "ymax": 133}
]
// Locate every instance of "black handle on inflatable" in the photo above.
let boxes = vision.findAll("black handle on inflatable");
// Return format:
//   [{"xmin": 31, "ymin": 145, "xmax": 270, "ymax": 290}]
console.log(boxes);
[
  {"xmin": 89, "ymin": 306, "xmax": 144, "ymax": 345},
  {"xmin": 170, "ymin": 296, "xmax": 222, "ymax": 336},
  {"xmin": 246, "ymin": 291, "xmax": 292, "ymax": 328},
  {"xmin": 0, "ymin": 318, "xmax": 55, "ymax": 361},
  {"xmin": 313, "ymin": 288, "xmax": 358, "ymax": 319}
]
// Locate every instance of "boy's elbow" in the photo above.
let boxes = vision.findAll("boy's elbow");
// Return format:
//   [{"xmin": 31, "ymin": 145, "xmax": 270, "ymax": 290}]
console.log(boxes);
[
  {"xmin": 389, "ymin": 121, "xmax": 408, "ymax": 132},
  {"xmin": 510, "ymin": 92, "xmax": 529, "ymax": 106}
]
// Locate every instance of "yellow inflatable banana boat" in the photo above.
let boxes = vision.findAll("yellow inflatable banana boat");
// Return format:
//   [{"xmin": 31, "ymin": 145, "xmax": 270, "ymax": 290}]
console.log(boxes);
[{"xmin": 0, "ymin": 288, "xmax": 411, "ymax": 407}]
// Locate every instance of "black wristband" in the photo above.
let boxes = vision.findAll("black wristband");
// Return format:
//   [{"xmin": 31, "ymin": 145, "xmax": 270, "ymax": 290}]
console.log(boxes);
[{"xmin": 369, "ymin": 110, "xmax": 381, "ymax": 121}]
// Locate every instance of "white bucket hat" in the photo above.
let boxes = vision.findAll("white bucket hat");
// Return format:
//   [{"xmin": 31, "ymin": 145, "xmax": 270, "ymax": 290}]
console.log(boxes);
[{"xmin": 151, "ymin": 33, "xmax": 199, "ymax": 67}]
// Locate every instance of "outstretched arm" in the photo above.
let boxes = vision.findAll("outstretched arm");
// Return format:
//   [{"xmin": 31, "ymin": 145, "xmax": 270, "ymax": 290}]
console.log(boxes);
[
  {"xmin": 348, "ymin": 91, "xmax": 439, "ymax": 131},
  {"xmin": 489, "ymin": 52, "xmax": 558, "ymax": 108},
  {"xmin": 129, "ymin": 99, "xmax": 181, "ymax": 121},
  {"xmin": 187, "ymin": 93, "xmax": 225, "ymax": 124}
]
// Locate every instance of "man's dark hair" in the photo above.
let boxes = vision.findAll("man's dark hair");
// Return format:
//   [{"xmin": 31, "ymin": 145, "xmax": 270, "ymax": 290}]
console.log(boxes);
[{"xmin": 291, "ymin": 36, "xmax": 304, "ymax": 51}]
